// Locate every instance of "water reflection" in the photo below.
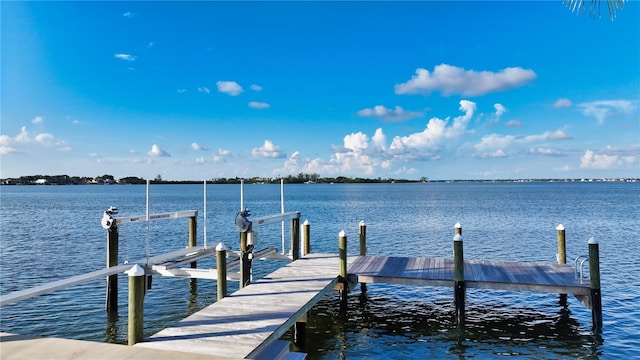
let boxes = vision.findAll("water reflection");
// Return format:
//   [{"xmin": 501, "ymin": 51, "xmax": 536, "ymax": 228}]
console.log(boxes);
[{"xmin": 302, "ymin": 286, "xmax": 602, "ymax": 359}]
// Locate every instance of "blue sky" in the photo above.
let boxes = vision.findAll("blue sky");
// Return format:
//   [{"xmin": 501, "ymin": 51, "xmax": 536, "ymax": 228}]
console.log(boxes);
[{"xmin": 2, "ymin": 1, "xmax": 639, "ymax": 181}]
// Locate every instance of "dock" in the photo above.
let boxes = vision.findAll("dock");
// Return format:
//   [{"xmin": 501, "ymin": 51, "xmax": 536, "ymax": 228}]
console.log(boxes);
[
  {"xmin": 135, "ymin": 253, "xmax": 351, "ymax": 359},
  {"xmin": 0, "ymin": 195, "xmax": 603, "ymax": 359},
  {"xmin": 349, "ymin": 255, "xmax": 590, "ymax": 296}
]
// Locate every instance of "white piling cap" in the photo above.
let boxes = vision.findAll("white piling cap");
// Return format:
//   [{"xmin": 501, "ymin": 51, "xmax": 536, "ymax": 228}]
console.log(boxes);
[
  {"xmin": 455, "ymin": 222, "xmax": 461, "ymax": 229},
  {"xmin": 454, "ymin": 234, "xmax": 463, "ymax": 242},
  {"xmin": 556, "ymin": 224, "xmax": 565, "ymax": 231},
  {"xmin": 125, "ymin": 264, "xmax": 145, "ymax": 277},
  {"xmin": 303, "ymin": 219, "xmax": 310, "ymax": 225},
  {"xmin": 588, "ymin": 237, "xmax": 598, "ymax": 245},
  {"xmin": 359, "ymin": 220, "xmax": 366, "ymax": 226},
  {"xmin": 339, "ymin": 230, "xmax": 346, "ymax": 237},
  {"xmin": 216, "ymin": 242, "xmax": 226, "ymax": 251}
]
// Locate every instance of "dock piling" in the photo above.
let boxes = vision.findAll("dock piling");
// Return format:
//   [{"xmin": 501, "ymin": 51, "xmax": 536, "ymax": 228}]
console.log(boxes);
[
  {"xmin": 359, "ymin": 221, "xmax": 367, "ymax": 293},
  {"xmin": 294, "ymin": 313, "xmax": 308, "ymax": 350},
  {"xmin": 240, "ymin": 231, "xmax": 252, "ymax": 288},
  {"xmin": 453, "ymin": 227, "xmax": 465, "ymax": 324},
  {"xmin": 359, "ymin": 221, "xmax": 367, "ymax": 256},
  {"xmin": 126, "ymin": 264, "xmax": 146, "ymax": 346},
  {"xmin": 106, "ymin": 225, "xmax": 118, "ymax": 314},
  {"xmin": 302, "ymin": 220, "xmax": 311, "ymax": 256},
  {"xmin": 589, "ymin": 237, "xmax": 602, "ymax": 332},
  {"xmin": 291, "ymin": 217, "xmax": 300, "ymax": 261},
  {"xmin": 338, "ymin": 230, "xmax": 348, "ymax": 308},
  {"xmin": 189, "ymin": 216, "xmax": 197, "ymax": 267},
  {"xmin": 216, "ymin": 242, "xmax": 228, "ymax": 300},
  {"xmin": 556, "ymin": 224, "xmax": 567, "ymax": 305}
]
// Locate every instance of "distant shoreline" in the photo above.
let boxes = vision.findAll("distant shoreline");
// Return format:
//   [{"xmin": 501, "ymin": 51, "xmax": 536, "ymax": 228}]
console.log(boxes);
[{"xmin": 2, "ymin": 175, "xmax": 638, "ymax": 186}]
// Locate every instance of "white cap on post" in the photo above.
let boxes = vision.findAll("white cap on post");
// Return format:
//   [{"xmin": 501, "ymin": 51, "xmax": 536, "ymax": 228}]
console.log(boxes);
[
  {"xmin": 588, "ymin": 237, "xmax": 598, "ymax": 245},
  {"xmin": 125, "ymin": 264, "xmax": 145, "ymax": 277},
  {"xmin": 556, "ymin": 224, "xmax": 565, "ymax": 231},
  {"xmin": 303, "ymin": 219, "xmax": 310, "ymax": 225}
]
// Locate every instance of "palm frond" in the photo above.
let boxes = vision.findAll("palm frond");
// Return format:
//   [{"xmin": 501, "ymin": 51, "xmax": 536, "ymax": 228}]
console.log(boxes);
[{"xmin": 565, "ymin": 0, "xmax": 627, "ymax": 20}]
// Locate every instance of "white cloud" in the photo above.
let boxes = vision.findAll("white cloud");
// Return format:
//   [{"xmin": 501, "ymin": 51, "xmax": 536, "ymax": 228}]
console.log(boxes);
[
  {"xmin": 371, "ymin": 128, "xmax": 386, "ymax": 149},
  {"xmin": 123, "ymin": 11, "xmax": 137, "ymax": 18},
  {"xmin": 357, "ymin": 105, "xmax": 423, "ymax": 122},
  {"xmin": 249, "ymin": 101, "xmax": 270, "ymax": 109},
  {"xmin": 389, "ymin": 100, "xmax": 476, "ymax": 158},
  {"xmin": 114, "ymin": 53, "xmax": 136, "ymax": 61},
  {"xmin": 1, "ymin": 126, "xmax": 71, "ymax": 153},
  {"xmin": 217, "ymin": 148, "xmax": 231, "ymax": 157},
  {"xmin": 197, "ymin": 87, "xmax": 210, "ymax": 94},
  {"xmin": 505, "ymin": 120, "xmax": 523, "ymax": 128},
  {"xmin": 580, "ymin": 149, "xmax": 637, "ymax": 169},
  {"xmin": 474, "ymin": 129, "xmax": 572, "ymax": 158},
  {"xmin": 529, "ymin": 147, "xmax": 564, "ymax": 156},
  {"xmin": 578, "ymin": 100, "xmax": 636, "ymax": 124},
  {"xmin": 474, "ymin": 133, "xmax": 516, "ymax": 153},
  {"xmin": 0, "ymin": 135, "xmax": 22, "ymax": 154},
  {"xmin": 394, "ymin": 64, "xmax": 536, "ymax": 97},
  {"xmin": 476, "ymin": 149, "xmax": 508, "ymax": 159},
  {"xmin": 217, "ymin": 81, "xmax": 243, "ymax": 96},
  {"xmin": 252, "ymin": 140, "xmax": 285, "ymax": 158},
  {"xmin": 148, "ymin": 144, "xmax": 171, "ymax": 157},
  {"xmin": 494, "ymin": 103, "xmax": 506, "ymax": 120},
  {"xmin": 250, "ymin": 84, "xmax": 263, "ymax": 91},
  {"xmin": 191, "ymin": 142, "xmax": 209, "ymax": 151},
  {"xmin": 177, "ymin": 89, "xmax": 187, "ymax": 93},
  {"xmin": 32, "ymin": 116, "xmax": 44, "ymax": 124},
  {"xmin": 15, "ymin": 126, "xmax": 30, "ymax": 143},
  {"xmin": 547, "ymin": 130, "xmax": 572, "ymax": 140},
  {"xmin": 34, "ymin": 133, "xmax": 54, "ymax": 144},
  {"xmin": 554, "ymin": 98, "xmax": 572, "ymax": 108}
]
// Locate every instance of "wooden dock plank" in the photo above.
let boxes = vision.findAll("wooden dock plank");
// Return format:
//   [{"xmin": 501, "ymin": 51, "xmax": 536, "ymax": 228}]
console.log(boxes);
[
  {"xmin": 0, "ymin": 332, "xmax": 236, "ymax": 360},
  {"xmin": 350, "ymin": 256, "xmax": 590, "ymax": 296},
  {"xmin": 136, "ymin": 253, "xmax": 351, "ymax": 359}
]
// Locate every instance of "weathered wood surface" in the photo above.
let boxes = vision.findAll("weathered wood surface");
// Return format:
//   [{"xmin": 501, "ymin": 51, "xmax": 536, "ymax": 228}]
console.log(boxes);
[
  {"xmin": 349, "ymin": 255, "xmax": 591, "ymax": 296},
  {"xmin": 136, "ymin": 253, "xmax": 352, "ymax": 359},
  {"xmin": 0, "ymin": 332, "xmax": 237, "ymax": 360}
]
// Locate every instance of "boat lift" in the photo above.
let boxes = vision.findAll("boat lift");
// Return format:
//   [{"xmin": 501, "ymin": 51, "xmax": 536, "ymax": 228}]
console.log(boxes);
[{"xmin": 1, "ymin": 180, "xmax": 302, "ymax": 309}]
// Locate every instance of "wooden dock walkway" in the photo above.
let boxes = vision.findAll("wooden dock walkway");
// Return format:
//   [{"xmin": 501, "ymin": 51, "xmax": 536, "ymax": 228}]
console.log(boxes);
[
  {"xmin": 135, "ymin": 253, "xmax": 353, "ymax": 359},
  {"xmin": 349, "ymin": 255, "xmax": 590, "ymax": 296}
]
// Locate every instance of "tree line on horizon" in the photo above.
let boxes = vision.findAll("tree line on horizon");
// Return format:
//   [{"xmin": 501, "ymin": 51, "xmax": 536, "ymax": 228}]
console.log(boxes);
[{"xmin": 1, "ymin": 173, "xmax": 430, "ymax": 185}]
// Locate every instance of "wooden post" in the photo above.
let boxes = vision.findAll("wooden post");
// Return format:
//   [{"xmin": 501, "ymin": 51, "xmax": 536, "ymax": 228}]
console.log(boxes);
[
  {"xmin": 294, "ymin": 313, "xmax": 308, "ymax": 350},
  {"xmin": 589, "ymin": 237, "xmax": 602, "ymax": 332},
  {"xmin": 106, "ymin": 225, "xmax": 118, "ymax": 314},
  {"xmin": 453, "ymin": 233, "xmax": 465, "ymax": 324},
  {"xmin": 339, "ymin": 230, "xmax": 348, "ymax": 308},
  {"xmin": 216, "ymin": 242, "xmax": 227, "ymax": 300},
  {"xmin": 240, "ymin": 231, "xmax": 251, "ymax": 288},
  {"xmin": 302, "ymin": 220, "xmax": 311, "ymax": 256},
  {"xmin": 126, "ymin": 264, "xmax": 145, "ymax": 346},
  {"xmin": 189, "ymin": 216, "xmax": 198, "ymax": 290},
  {"xmin": 556, "ymin": 224, "xmax": 567, "ymax": 305},
  {"xmin": 556, "ymin": 224, "xmax": 566, "ymax": 264},
  {"xmin": 189, "ymin": 216, "xmax": 197, "ymax": 268},
  {"xmin": 291, "ymin": 216, "xmax": 300, "ymax": 261},
  {"xmin": 359, "ymin": 221, "xmax": 367, "ymax": 293},
  {"xmin": 359, "ymin": 220, "xmax": 367, "ymax": 256}
]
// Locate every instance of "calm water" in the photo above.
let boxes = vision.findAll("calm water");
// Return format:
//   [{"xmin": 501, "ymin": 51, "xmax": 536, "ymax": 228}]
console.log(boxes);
[{"xmin": 1, "ymin": 182, "xmax": 639, "ymax": 359}]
